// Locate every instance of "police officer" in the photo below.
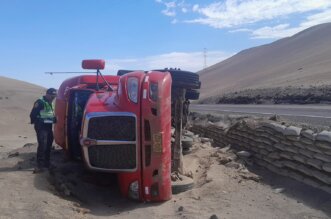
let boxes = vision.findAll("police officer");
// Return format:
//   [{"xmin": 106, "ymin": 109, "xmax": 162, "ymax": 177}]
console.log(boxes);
[{"xmin": 30, "ymin": 88, "xmax": 57, "ymax": 172}]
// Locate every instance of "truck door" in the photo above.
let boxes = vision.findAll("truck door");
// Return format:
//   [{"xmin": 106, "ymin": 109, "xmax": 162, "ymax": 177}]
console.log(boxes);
[{"xmin": 66, "ymin": 89, "xmax": 93, "ymax": 159}]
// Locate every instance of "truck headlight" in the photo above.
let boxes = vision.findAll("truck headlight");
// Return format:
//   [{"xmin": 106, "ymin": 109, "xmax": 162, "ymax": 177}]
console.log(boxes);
[
  {"xmin": 149, "ymin": 83, "xmax": 158, "ymax": 102},
  {"xmin": 129, "ymin": 180, "xmax": 139, "ymax": 200},
  {"xmin": 127, "ymin": 77, "xmax": 138, "ymax": 103}
]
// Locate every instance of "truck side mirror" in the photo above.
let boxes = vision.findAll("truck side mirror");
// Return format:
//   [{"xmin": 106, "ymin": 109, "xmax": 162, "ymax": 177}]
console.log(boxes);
[{"xmin": 82, "ymin": 59, "xmax": 105, "ymax": 70}]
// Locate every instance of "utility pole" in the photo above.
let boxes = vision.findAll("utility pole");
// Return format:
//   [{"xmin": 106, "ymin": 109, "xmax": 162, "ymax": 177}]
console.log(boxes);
[{"xmin": 203, "ymin": 48, "xmax": 207, "ymax": 70}]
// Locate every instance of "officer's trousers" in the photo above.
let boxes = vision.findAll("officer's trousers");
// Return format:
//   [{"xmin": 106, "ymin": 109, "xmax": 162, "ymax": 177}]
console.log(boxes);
[{"xmin": 34, "ymin": 123, "xmax": 53, "ymax": 168}]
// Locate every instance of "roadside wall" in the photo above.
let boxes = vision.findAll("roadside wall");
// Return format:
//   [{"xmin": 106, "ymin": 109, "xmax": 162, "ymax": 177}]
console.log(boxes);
[{"xmin": 191, "ymin": 120, "xmax": 331, "ymax": 194}]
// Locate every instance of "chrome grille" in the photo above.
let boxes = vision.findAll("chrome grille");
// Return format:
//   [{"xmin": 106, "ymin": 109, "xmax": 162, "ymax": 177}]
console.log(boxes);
[
  {"xmin": 87, "ymin": 116, "xmax": 136, "ymax": 141},
  {"xmin": 88, "ymin": 144, "xmax": 136, "ymax": 169}
]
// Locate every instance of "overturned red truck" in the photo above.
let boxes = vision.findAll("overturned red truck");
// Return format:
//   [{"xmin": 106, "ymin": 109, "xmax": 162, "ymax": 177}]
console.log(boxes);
[{"xmin": 53, "ymin": 60, "xmax": 200, "ymax": 202}]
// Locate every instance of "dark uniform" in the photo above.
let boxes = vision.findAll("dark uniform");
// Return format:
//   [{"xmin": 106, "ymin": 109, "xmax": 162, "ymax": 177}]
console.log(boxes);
[{"xmin": 30, "ymin": 88, "xmax": 57, "ymax": 170}]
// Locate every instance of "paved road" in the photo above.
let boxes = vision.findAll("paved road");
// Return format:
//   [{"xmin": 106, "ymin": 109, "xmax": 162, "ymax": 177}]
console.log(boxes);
[{"xmin": 191, "ymin": 104, "xmax": 331, "ymax": 127}]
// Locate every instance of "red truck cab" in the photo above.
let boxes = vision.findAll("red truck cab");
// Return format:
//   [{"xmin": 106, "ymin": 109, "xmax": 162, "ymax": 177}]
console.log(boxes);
[{"xmin": 54, "ymin": 60, "xmax": 172, "ymax": 201}]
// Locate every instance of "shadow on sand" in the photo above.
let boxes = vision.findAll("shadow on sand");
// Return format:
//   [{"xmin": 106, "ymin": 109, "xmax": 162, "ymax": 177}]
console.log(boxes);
[
  {"xmin": 38, "ymin": 148, "xmax": 163, "ymax": 217},
  {"xmin": 245, "ymin": 163, "xmax": 331, "ymax": 217},
  {"xmin": 0, "ymin": 145, "xmax": 163, "ymax": 217}
]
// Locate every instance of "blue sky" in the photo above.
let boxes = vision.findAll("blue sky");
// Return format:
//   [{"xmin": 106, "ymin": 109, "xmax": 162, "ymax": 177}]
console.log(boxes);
[{"xmin": 1, "ymin": 0, "xmax": 331, "ymax": 88}]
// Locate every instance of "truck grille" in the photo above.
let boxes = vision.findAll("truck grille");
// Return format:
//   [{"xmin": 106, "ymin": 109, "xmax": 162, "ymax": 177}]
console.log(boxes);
[
  {"xmin": 88, "ymin": 144, "xmax": 136, "ymax": 169},
  {"xmin": 87, "ymin": 116, "xmax": 136, "ymax": 141}
]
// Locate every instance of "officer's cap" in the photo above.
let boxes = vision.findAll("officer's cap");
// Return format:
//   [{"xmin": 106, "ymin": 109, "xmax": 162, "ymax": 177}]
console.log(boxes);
[{"xmin": 46, "ymin": 88, "xmax": 57, "ymax": 96}]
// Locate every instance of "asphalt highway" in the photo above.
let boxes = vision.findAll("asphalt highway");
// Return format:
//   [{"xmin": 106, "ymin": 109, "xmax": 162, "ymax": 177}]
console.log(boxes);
[{"xmin": 191, "ymin": 104, "xmax": 331, "ymax": 128}]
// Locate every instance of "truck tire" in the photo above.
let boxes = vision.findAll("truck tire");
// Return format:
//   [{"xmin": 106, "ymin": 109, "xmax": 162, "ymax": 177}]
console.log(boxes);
[
  {"xmin": 154, "ymin": 69, "xmax": 200, "ymax": 89},
  {"xmin": 117, "ymin": 70, "xmax": 136, "ymax": 76},
  {"xmin": 172, "ymin": 175, "xmax": 194, "ymax": 194},
  {"xmin": 182, "ymin": 147, "xmax": 193, "ymax": 155},
  {"xmin": 119, "ymin": 69, "xmax": 201, "ymax": 90},
  {"xmin": 182, "ymin": 136, "xmax": 193, "ymax": 149},
  {"xmin": 185, "ymin": 89, "xmax": 200, "ymax": 100}
]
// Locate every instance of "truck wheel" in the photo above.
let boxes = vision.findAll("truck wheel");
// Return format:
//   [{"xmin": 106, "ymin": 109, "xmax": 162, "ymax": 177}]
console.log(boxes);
[
  {"xmin": 119, "ymin": 69, "xmax": 201, "ymax": 89},
  {"xmin": 154, "ymin": 69, "xmax": 200, "ymax": 89},
  {"xmin": 168, "ymin": 70, "xmax": 200, "ymax": 89},
  {"xmin": 117, "ymin": 70, "xmax": 136, "ymax": 76},
  {"xmin": 172, "ymin": 175, "xmax": 194, "ymax": 194},
  {"xmin": 182, "ymin": 147, "xmax": 193, "ymax": 155},
  {"xmin": 182, "ymin": 136, "xmax": 194, "ymax": 149},
  {"xmin": 185, "ymin": 89, "xmax": 200, "ymax": 100}
]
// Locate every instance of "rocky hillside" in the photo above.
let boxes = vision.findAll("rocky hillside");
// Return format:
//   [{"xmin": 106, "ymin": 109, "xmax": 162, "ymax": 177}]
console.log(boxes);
[
  {"xmin": 199, "ymin": 23, "xmax": 331, "ymax": 102},
  {"xmin": 201, "ymin": 85, "xmax": 331, "ymax": 104}
]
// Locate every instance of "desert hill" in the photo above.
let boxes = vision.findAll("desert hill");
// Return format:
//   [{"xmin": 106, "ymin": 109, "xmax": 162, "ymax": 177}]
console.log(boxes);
[
  {"xmin": 0, "ymin": 76, "xmax": 44, "ymax": 151},
  {"xmin": 199, "ymin": 23, "xmax": 331, "ymax": 101}
]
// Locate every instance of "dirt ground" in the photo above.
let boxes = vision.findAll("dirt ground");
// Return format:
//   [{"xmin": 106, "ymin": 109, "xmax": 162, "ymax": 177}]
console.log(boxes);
[{"xmin": 0, "ymin": 136, "xmax": 330, "ymax": 219}]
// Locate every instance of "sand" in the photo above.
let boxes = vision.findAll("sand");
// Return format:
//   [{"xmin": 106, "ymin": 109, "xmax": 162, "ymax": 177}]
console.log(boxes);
[{"xmin": 0, "ymin": 139, "xmax": 330, "ymax": 219}]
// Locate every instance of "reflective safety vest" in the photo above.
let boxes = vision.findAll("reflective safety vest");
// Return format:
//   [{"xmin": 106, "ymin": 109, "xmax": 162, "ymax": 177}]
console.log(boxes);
[{"xmin": 38, "ymin": 98, "xmax": 55, "ymax": 123}]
